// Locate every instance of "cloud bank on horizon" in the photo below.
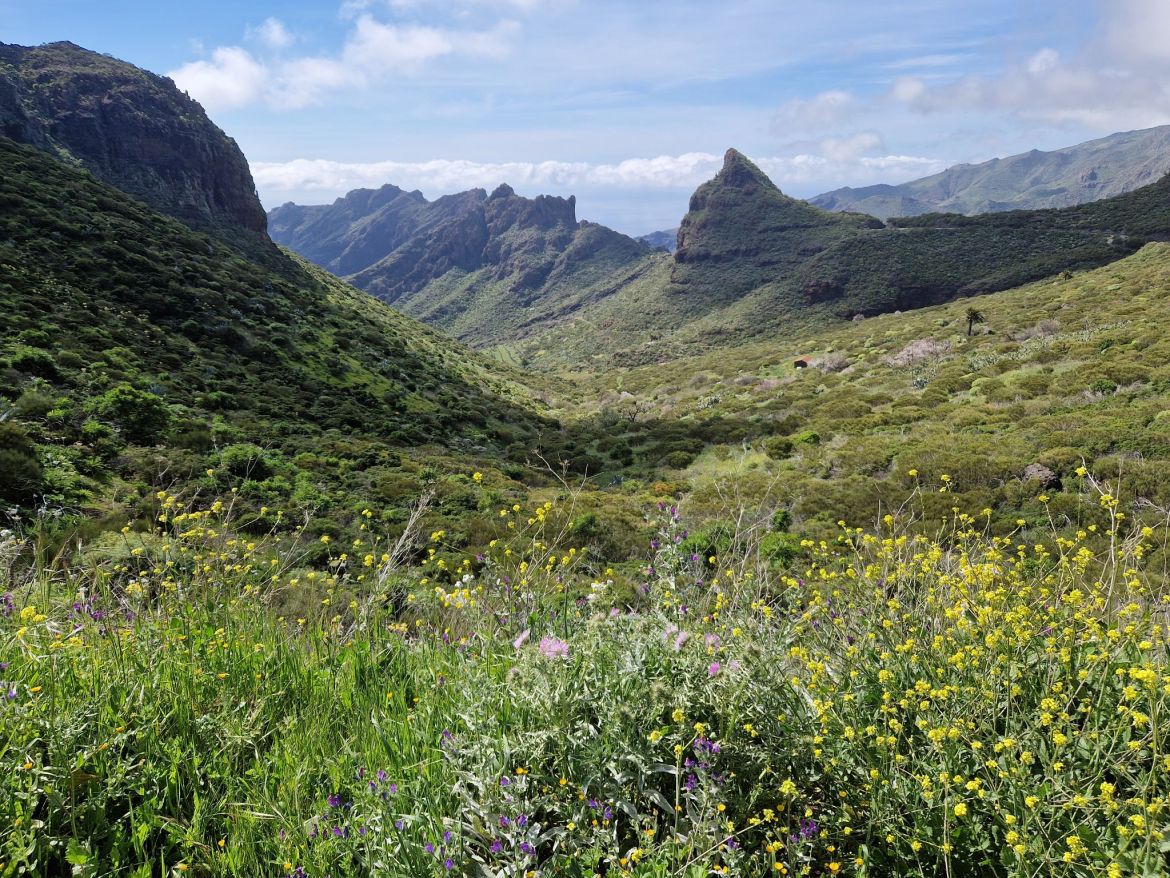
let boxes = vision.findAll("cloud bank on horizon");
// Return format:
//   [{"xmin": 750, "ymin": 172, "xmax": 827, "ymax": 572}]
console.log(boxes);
[{"xmin": 153, "ymin": 0, "xmax": 1170, "ymax": 232}]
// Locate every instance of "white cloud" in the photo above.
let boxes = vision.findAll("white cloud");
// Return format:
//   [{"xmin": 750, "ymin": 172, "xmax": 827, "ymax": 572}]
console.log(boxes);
[
  {"xmin": 252, "ymin": 147, "xmax": 948, "ymax": 205},
  {"xmin": 886, "ymin": 0, "xmax": 1170, "ymax": 131},
  {"xmin": 169, "ymin": 47, "xmax": 269, "ymax": 111},
  {"xmin": 250, "ymin": 17, "xmax": 295, "ymax": 50},
  {"xmin": 1026, "ymin": 48, "xmax": 1059, "ymax": 75},
  {"xmin": 169, "ymin": 13, "xmax": 520, "ymax": 111},
  {"xmin": 773, "ymin": 89, "xmax": 858, "ymax": 133},
  {"xmin": 818, "ymin": 131, "xmax": 884, "ymax": 161}
]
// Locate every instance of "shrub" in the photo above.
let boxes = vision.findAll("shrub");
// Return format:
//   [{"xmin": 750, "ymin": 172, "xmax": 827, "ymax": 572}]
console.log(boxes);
[
  {"xmin": 0, "ymin": 422, "xmax": 42, "ymax": 503},
  {"xmin": 217, "ymin": 443, "xmax": 276, "ymax": 480},
  {"xmin": 86, "ymin": 384, "xmax": 172, "ymax": 445},
  {"xmin": 763, "ymin": 435, "xmax": 793, "ymax": 459},
  {"xmin": 8, "ymin": 345, "xmax": 60, "ymax": 381}
]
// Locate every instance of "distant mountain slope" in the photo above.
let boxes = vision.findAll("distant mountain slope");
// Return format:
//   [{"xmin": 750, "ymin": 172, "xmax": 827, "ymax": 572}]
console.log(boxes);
[
  {"xmin": 0, "ymin": 41, "xmax": 267, "ymax": 235},
  {"xmin": 637, "ymin": 229, "xmax": 677, "ymax": 252},
  {"xmin": 268, "ymin": 184, "xmax": 483, "ymax": 275},
  {"xmin": 811, "ymin": 125, "xmax": 1170, "ymax": 220},
  {"xmin": 270, "ymin": 183, "xmax": 654, "ymax": 346}
]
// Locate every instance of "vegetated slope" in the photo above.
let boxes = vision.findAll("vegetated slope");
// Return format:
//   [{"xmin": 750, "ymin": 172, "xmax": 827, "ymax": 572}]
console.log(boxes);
[
  {"xmin": 811, "ymin": 124, "xmax": 1170, "ymax": 219},
  {"xmin": 270, "ymin": 183, "xmax": 654, "ymax": 346},
  {"xmin": 0, "ymin": 40, "xmax": 267, "ymax": 235},
  {"xmin": 509, "ymin": 148, "xmax": 1168, "ymax": 367},
  {"xmin": 0, "ymin": 137, "xmax": 550, "ymax": 521},
  {"xmin": 565, "ymin": 242, "xmax": 1170, "ymax": 537}
]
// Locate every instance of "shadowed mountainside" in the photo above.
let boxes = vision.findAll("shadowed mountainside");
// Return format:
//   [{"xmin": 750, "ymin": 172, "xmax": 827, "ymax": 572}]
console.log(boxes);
[{"xmin": 0, "ymin": 40, "xmax": 268, "ymax": 236}]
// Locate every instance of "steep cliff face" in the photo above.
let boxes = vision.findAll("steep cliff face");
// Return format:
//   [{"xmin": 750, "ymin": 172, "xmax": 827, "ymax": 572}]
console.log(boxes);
[
  {"xmin": 348, "ymin": 185, "xmax": 586, "ymax": 302},
  {"xmin": 0, "ymin": 41, "xmax": 267, "ymax": 235}
]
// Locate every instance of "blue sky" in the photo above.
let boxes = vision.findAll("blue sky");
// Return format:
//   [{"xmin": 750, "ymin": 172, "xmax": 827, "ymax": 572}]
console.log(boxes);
[{"xmin": 5, "ymin": 0, "xmax": 1170, "ymax": 233}]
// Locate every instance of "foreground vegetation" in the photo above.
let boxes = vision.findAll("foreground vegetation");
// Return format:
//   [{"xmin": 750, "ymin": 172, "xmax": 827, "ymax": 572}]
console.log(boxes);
[{"xmin": 2, "ymin": 470, "xmax": 1167, "ymax": 877}]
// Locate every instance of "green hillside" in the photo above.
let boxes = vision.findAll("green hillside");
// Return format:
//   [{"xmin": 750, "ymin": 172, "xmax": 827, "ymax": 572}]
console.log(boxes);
[
  {"xmin": 0, "ymin": 137, "xmax": 554, "ymax": 535},
  {"xmin": 554, "ymin": 242, "xmax": 1170, "ymax": 540}
]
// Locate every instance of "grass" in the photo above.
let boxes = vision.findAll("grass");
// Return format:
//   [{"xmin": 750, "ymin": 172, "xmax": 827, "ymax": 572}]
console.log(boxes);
[
  {"xmin": 2, "ymin": 471, "xmax": 1167, "ymax": 877},
  {"xmin": 535, "ymin": 243, "xmax": 1170, "ymax": 567}
]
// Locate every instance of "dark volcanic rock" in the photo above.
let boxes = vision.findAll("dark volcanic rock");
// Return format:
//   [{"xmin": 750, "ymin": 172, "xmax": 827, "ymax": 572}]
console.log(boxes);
[{"xmin": 0, "ymin": 41, "xmax": 267, "ymax": 236}]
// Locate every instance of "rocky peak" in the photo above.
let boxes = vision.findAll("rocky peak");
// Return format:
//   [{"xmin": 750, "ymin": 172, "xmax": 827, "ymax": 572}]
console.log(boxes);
[
  {"xmin": 717, "ymin": 147, "xmax": 776, "ymax": 192},
  {"xmin": 0, "ymin": 40, "xmax": 268, "ymax": 236}
]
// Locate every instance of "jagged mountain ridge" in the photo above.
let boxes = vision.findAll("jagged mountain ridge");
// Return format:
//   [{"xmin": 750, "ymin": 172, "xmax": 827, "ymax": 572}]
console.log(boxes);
[
  {"xmin": 272, "ymin": 145, "xmax": 1170, "ymax": 366},
  {"xmin": 0, "ymin": 41, "xmax": 267, "ymax": 235},
  {"xmin": 269, "ymin": 182, "xmax": 653, "ymax": 346},
  {"xmin": 811, "ymin": 125, "xmax": 1170, "ymax": 220}
]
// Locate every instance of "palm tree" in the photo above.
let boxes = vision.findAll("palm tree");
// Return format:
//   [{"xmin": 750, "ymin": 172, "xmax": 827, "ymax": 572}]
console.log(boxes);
[{"xmin": 965, "ymin": 307, "xmax": 986, "ymax": 336}]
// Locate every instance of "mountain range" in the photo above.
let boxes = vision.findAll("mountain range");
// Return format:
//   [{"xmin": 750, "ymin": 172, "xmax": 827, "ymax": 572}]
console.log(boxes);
[
  {"xmin": 639, "ymin": 125, "xmax": 1170, "ymax": 245},
  {"xmin": 810, "ymin": 125, "xmax": 1170, "ymax": 219},
  {"xmin": 273, "ymin": 144, "xmax": 1170, "ymax": 366},
  {"xmin": 270, "ymin": 183, "xmax": 651, "ymax": 346}
]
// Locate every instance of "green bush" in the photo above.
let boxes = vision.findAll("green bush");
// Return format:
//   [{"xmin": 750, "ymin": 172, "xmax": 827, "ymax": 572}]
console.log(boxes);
[
  {"xmin": 763, "ymin": 436, "xmax": 793, "ymax": 459},
  {"xmin": 0, "ymin": 421, "xmax": 42, "ymax": 503},
  {"xmin": 86, "ymin": 384, "xmax": 172, "ymax": 445}
]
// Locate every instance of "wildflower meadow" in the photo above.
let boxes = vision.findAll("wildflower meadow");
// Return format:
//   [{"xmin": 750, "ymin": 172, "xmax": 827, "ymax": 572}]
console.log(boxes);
[{"xmin": 1, "ymin": 471, "xmax": 1168, "ymax": 877}]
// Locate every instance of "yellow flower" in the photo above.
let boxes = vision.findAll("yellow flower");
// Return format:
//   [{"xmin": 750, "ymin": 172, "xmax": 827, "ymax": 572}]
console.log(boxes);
[{"xmin": 954, "ymin": 803, "xmax": 968, "ymax": 817}]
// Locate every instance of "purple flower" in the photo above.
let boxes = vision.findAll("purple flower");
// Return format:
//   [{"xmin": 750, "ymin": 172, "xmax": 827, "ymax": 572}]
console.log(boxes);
[
  {"xmin": 707, "ymin": 662, "xmax": 721, "ymax": 677},
  {"xmin": 520, "ymin": 842, "xmax": 534, "ymax": 855},
  {"xmin": 498, "ymin": 815, "xmax": 510, "ymax": 828},
  {"xmin": 538, "ymin": 636, "xmax": 569, "ymax": 660},
  {"xmin": 490, "ymin": 839, "xmax": 503, "ymax": 854},
  {"xmin": 790, "ymin": 818, "xmax": 819, "ymax": 842},
  {"xmin": 327, "ymin": 793, "xmax": 342, "ymax": 808},
  {"xmin": 673, "ymin": 631, "xmax": 690, "ymax": 652},
  {"xmin": 444, "ymin": 858, "xmax": 454, "ymax": 870},
  {"xmin": 376, "ymin": 769, "xmax": 387, "ymax": 782},
  {"xmin": 425, "ymin": 842, "xmax": 436, "ymax": 854},
  {"xmin": 512, "ymin": 629, "xmax": 530, "ymax": 650}
]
